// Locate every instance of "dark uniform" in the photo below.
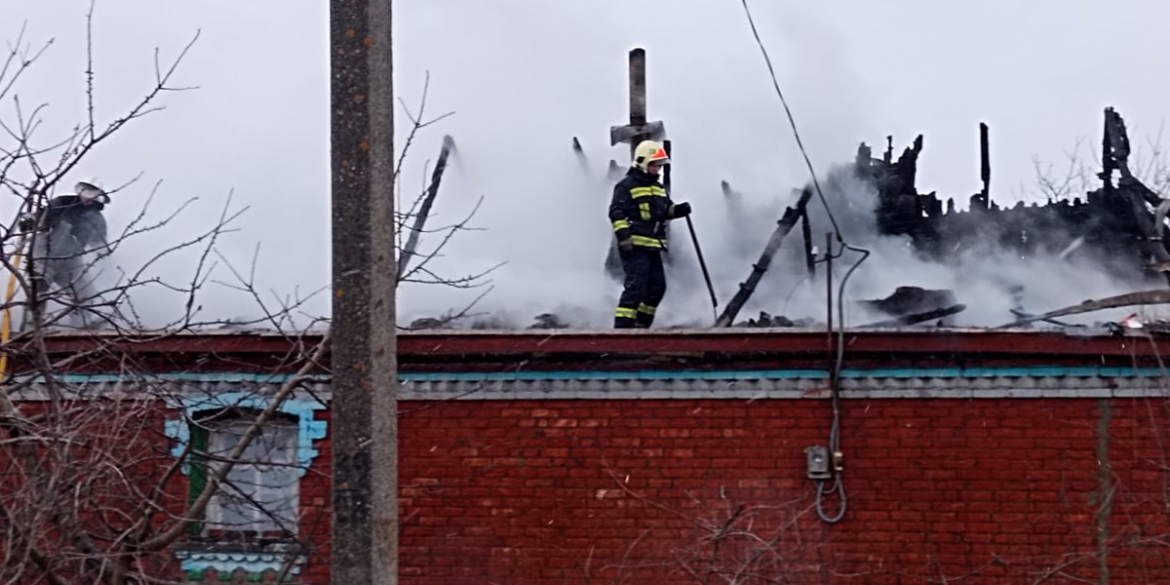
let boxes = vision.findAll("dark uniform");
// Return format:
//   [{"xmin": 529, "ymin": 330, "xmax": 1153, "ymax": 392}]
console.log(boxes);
[
  {"xmin": 608, "ymin": 167, "xmax": 690, "ymax": 328},
  {"xmin": 22, "ymin": 190, "xmax": 109, "ymax": 315}
]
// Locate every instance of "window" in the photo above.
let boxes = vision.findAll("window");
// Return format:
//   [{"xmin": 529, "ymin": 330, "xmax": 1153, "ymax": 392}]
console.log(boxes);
[
  {"xmin": 189, "ymin": 414, "xmax": 300, "ymax": 538},
  {"xmin": 167, "ymin": 390, "xmax": 325, "ymax": 578}
]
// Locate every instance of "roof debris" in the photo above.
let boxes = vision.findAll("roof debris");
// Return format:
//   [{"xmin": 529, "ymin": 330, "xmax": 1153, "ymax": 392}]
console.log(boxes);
[
  {"xmin": 406, "ymin": 107, "xmax": 1170, "ymax": 332},
  {"xmin": 863, "ymin": 108, "xmax": 1170, "ymax": 284}
]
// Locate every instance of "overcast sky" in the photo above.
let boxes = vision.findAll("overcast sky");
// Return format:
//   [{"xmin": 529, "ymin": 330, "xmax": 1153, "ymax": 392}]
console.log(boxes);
[{"xmin": 5, "ymin": 1, "xmax": 1168, "ymax": 328}]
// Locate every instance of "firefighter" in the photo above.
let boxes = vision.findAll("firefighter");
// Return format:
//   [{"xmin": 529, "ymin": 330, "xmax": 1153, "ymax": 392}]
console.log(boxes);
[
  {"xmin": 608, "ymin": 140, "xmax": 692, "ymax": 328},
  {"xmin": 19, "ymin": 181, "xmax": 111, "ymax": 321}
]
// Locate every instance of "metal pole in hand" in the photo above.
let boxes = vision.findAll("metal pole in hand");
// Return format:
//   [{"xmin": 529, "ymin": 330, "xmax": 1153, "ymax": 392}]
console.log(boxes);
[
  {"xmin": 687, "ymin": 215, "xmax": 719, "ymax": 321},
  {"xmin": 663, "ymin": 140, "xmax": 719, "ymax": 321}
]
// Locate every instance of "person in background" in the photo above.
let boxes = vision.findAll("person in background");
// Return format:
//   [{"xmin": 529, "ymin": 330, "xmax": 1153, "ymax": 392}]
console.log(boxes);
[{"xmin": 19, "ymin": 180, "xmax": 110, "ymax": 323}]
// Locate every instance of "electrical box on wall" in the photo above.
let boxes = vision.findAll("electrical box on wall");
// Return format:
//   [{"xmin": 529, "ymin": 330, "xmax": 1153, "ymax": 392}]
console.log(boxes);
[{"xmin": 805, "ymin": 445, "xmax": 831, "ymax": 480}]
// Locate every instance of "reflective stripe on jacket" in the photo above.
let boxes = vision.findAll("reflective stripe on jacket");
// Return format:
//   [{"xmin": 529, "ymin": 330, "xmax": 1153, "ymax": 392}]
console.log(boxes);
[{"xmin": 608, "ymin": 168, "xmax": 682, "ymax": 250}]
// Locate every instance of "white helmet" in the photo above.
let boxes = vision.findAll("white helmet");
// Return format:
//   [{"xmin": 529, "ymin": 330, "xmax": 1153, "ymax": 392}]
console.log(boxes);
[
  {"xmin": 75, "ymin": 179, "xmax": 109, "ymax": 204},
  {"xmin": 633, "ymin": 140, "xmax": 669, "ymax": 171}
]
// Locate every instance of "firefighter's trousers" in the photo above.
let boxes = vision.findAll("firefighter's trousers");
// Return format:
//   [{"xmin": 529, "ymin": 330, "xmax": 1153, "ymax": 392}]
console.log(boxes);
[{"xmin": 614, "ymin": 246, "xmax": 666, "ymax": 329}]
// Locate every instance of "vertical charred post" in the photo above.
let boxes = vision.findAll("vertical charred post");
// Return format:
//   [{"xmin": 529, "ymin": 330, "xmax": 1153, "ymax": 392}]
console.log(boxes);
[
  {"xmin": 801, "ymin": 208, "xmax": 815, "ymax": 279},
  {"xmin": 979, "ymin": 122, "xmax": 991, "ymax": 211},
  {"xmin": 628, "ymin": 48, "xmax": 647, "ymax": 132}
]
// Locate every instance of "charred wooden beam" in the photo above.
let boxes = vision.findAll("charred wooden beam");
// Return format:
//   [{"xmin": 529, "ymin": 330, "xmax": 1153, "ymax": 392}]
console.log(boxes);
[
  {"xmin": 721, "ymin": 180, "xmax": 739, "ymax": 200},
  {"xmin": 978, "ymin": 122, "xmax": 990, "ymax": 210},
  {"xmin": 1100, "ymin": 108, "xmax": 1170, "ymax": 281},
  {"xmin": 663, "ymin": 140, "xmax": 672, "ymax": 193},
  {"xmin": 859, "ymin": 286, "xmax": 956, "ymax": 317},
  {"xmin": 1105, "ymin": 107, "xmax": 1162, "ymax": 206},
  {"xmin": 721, "ymin": 180, "xmax": 744, "ymax": 224},
  {"xmin": 606, "ymin": 160, "xmax": 623, "ymax": 182},
  {"xmin": 628, "ymin": 49, "xmax": 646, "ymax": 128},
  {"xmin": 714, "ymin": 187, "xmax": 814, "ymax": 327},
  {"xmin": 850, "ymin": 108, "xmax": 1170, "ymax": 283},
  {"xmin": 398, "ymin": 135, "xmax": 454, "ymax": 282},
  {"xmin": 1121, "ymin": 185, "xmax": 1170, "ymax": 279},
  {"xmin": 860, "ymin": 304, "xmax": 967, "ymax": 328},
  {"xmin": 1009, "ymin": 308, "xmax": 1082, "ymax": 328},
  {"xmin": 605, "ymin": 48, "xmax": 669, "ymax": 283},
  {"xmin": 571, "ymin": 136, "xmax": 598, "ymax": 179},
  {"xmin": 1101, "ymin": 108, "xmax": 1116, "ymax": 189},
  {"xmin": 609, "ymin": 48, "xmax": 666, "ymax": 157},
  {"xmin": 996, "ymin": 288, "xmax": 1170, "ymax": 329},
  {"xmin": 800, "ymin": 207, "xmax": 815, "ymax": 279},
  {"xmin": 572, "ymin": 136, "xmax": 587, "ymax": 168},
  {"xmin": 1155, "ymin": 199, "xmax": 1170, "ymax": 250}
]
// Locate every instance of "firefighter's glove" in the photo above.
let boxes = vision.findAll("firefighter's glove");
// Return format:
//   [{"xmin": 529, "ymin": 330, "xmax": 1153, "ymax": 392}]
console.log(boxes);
[
  {"xmin": 618, "ymin": 238, "xmax": 633, "ymax": 254},
  {"xmin": 672, "ymin": 202, "xmax": 692, "ymax": 218}
]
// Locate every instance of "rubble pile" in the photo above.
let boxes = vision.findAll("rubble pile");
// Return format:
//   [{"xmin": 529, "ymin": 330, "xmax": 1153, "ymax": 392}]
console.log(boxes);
[{"xmin": 862, "ymin": 108, "xmax": 1170, "ymax": 284}]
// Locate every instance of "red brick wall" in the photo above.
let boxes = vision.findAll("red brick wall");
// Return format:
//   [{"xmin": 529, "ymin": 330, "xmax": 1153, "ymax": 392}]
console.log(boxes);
[
  {"xmin": 10, "ymin": 396, "xmax": 1170, "ymax": 584},
  {"xmin": 0, "ymin": 399, "xmax": 186, "ymax": 583},
  {"xmin": 387, "ymin": 397, "xmax": 1170, "ymax": 585}
]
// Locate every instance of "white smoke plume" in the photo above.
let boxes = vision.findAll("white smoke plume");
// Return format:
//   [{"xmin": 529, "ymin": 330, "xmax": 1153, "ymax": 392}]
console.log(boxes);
[
  {"xmin": 401, "ymin": 146, "xmax": 1154, "ymax": 330},
  {"xmin": 7, "ymin": 1, "xmax": 1170, "ymax": 331},
  {"xmin": 392, "ymin": 1, "xmax": 1161, "ymax": 331}
]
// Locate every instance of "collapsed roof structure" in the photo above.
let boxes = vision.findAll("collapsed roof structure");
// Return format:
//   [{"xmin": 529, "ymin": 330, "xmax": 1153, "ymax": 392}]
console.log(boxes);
[
  {"xmin": 405, "ymin": 48, "xmax": 1170, "ymax": 332},
  {"xmin": 711, "ymin": 106, "xmax": 1170, "ymax": 330},
  {"xmin": 864, "ymin": 108, "xmax": 1169, "ymax": 284}
]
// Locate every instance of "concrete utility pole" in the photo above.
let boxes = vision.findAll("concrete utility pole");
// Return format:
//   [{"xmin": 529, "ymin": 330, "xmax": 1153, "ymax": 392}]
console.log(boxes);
[{"xmin": 330, "ymin": 1, "xmax": 398, "ymax": 584}]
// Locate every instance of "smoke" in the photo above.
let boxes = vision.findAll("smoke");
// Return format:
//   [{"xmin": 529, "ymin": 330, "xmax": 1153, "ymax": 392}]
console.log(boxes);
[
  {"xmin": 788, "ymin": 165, "xmax": 1151, "ymax": 328},
  {"xmin": 6, "ymin": 2, "xmax": 1170, "ymax": 331},
  {"xmin": 392, "ymin": 1, "xmax": 876, "ymax": 329},
  {"xmin": 398, "ymin": 135, "xmax": 1155, "ymax": 330},
  {"xmin": 392, "ymin": 2, "xmax": 1158, "ymax": 330}
]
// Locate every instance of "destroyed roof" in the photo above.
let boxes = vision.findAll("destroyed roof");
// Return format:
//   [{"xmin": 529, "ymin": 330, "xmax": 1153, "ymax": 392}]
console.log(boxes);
[
  {"xmin": 396, "ymin": 106, "xmax": 1170, "ymax": 332},
  {"xmin": 862, "ymin": 107, "xmax": 1170, "ymax": 283}
]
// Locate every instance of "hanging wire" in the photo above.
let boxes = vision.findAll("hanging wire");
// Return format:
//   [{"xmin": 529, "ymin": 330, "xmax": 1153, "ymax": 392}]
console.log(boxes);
[{"xmin": 737, "ymin": 0, "xmax": 872, "ymax": 524}]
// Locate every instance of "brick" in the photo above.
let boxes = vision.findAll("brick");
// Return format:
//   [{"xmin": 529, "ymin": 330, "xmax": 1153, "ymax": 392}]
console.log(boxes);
[{"xmin": 42, "ymin": 394, "xmax": 1170, "ymax": 584}]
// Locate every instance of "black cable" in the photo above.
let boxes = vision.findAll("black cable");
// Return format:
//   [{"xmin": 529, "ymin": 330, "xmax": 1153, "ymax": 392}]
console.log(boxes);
[
  {"xmin": 737, "ymin": 0, "xmax": 839, "ymax": 240},
  {"xmin": 738, "ymin": 0, "xmax": 871, "ymax": 524}
]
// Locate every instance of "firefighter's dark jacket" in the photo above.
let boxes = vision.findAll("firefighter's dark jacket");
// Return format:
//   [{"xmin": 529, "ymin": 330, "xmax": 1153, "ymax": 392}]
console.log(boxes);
[
  {"xmin": 608, "ymin": 168, "xmax": 684, "ymax": 250},
  {"xmin": 44, "ymin": 195, "xmax": 105, "ymax": 229}
]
